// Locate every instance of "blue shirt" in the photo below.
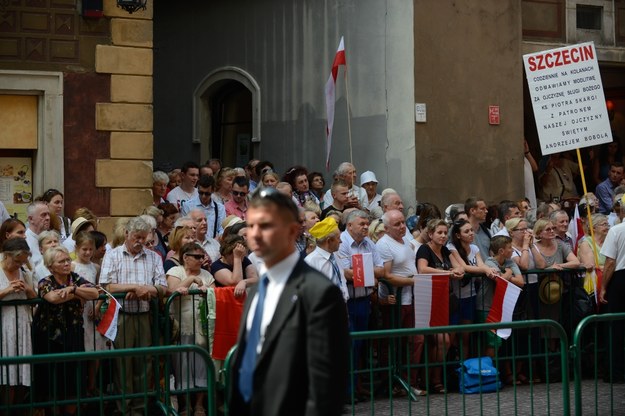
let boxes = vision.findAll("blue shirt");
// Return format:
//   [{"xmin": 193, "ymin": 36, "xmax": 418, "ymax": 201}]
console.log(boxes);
[
  {"xmin": 596, "ymin": 177, "xmax": 616, "ymax": 214},
  {"xmin": 180, "ymin": 197, "xmax": 226, "ymax": 238},
  {"xmin": 338, "ymin": 231, "xmax": 383, "ymax": 299}
]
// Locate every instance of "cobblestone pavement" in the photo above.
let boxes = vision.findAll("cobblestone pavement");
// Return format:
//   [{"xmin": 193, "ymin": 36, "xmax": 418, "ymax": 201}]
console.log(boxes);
[{"xmin": 344, "ymin": 380, "xmax": 625, "ymax": 415}]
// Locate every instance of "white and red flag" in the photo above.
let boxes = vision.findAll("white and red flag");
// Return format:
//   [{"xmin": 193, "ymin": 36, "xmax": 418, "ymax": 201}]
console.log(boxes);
[
  {"xmin": 352, "ymin": 253, "xmax": 375, "ymax": 287},
  {"xmin": 97, "ymin": 290, "xmax": 121, "ymax": 341},
  {"xmin": 324, "ymin": 36, "xmax": 346, "ymax": 170},
  {"xmin": 568, "ymin": 204, "xmax": 584, "ymax": 255},
  {"xmin": 413, "ymin": 274, "xmax": 449, "ymax": 328},
  {"xmin": 486, "ymin": 276, "xmax": 522, "ymax": 339}
]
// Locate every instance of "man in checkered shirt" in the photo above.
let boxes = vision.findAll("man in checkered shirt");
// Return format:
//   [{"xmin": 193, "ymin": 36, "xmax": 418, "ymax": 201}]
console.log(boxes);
[{"xmin": 100, "ymin": 216, "xmax": 167, "ymax": 415}]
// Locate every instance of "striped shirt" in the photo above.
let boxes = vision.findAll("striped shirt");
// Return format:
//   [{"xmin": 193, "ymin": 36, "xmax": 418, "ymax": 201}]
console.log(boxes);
[{"xmin": 100, "ymin": 244, "xmax": 166, "ymax": 313}]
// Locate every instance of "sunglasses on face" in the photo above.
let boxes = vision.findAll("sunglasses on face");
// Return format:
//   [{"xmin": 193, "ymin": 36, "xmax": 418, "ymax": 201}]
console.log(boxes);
[
  {"xmin": 185, "ymin": 253, "xmax": 204, "ymax": 260},
  {"xmin": 198, "ymin": 191, "xmax": 212, "ymax": 196},
  {"xmin": 232, "ymin": 191, "xmax": 248, "ymax": 197}
]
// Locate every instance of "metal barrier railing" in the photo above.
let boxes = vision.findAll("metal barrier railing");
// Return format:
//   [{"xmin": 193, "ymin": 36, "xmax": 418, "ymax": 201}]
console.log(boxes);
[
  {"xmin": 0, "ymin": 344, "xmax": 216, "ymax": 416},
  {"xmin": 571, "ymin": 312, "xmax": 625, "ymax": 416},
  {"xmin": 347, "ymin": 320, "xmax": 571, "ymax": 416}
]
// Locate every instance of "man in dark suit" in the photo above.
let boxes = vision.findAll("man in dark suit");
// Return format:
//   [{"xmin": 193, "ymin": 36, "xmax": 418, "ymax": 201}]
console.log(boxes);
[{"xmin": 228, "ymin": 188, "xmax": 350, "ymax": 416}]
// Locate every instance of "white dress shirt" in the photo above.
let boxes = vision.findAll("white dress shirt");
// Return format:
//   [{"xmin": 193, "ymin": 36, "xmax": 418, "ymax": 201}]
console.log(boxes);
[
  {"xmin": 246, "ymin": 250, "xmax": 300, "ymax": 354},
  {"xmin": 304, "ymin": 247, "xmax": 349, "ymax": 302}
]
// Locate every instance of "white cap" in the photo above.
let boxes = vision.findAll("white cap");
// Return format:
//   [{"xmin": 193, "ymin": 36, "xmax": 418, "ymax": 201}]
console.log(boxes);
[{"xmin": 360, "ymin": 171, "xmax": 378, "ymax": 186}]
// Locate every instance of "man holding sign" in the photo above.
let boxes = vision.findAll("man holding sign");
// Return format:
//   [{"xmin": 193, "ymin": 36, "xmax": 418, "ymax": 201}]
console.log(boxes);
[{"xmin": 338, "ymin": 210, "xmax": 384, "ymax": 400}]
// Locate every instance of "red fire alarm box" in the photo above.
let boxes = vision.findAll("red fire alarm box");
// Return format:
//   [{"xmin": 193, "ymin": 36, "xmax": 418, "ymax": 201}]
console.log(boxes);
[{"xmin": 489, "ymin": 105, "xmax": 500, "ymax": 125}]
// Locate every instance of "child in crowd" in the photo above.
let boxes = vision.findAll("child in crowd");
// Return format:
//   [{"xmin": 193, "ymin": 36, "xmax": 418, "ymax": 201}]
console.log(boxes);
[
  {"xmin": 478, "ymin": 236, "xmax": 525, "ymax": 358},
  {"xmin": 71, "ymin": 231, "xmax": 107, "ymax": 394}
]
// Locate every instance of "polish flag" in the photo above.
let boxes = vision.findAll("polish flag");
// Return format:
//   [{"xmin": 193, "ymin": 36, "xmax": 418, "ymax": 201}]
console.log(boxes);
[
  {"xmin": 413, "ymin": 274, "xmax": 449, "ymax": 328},
  {"xmin": 352, "ymin": 253, "xmax": 375, "ymax": 287},
  {"xmin": 324, "ymin": 37, "xmax": 346, "ymax": 170},
  {"xmin": 486, "ymin": 276, "xmax": 522, "ymax": 339},
  {"xmin": 568, "ymin": 204, "xmax": 584, "ymax": 255},
  {"xmin": 97, "ymin": 294, "xmax": 121, "ymax": 341}
]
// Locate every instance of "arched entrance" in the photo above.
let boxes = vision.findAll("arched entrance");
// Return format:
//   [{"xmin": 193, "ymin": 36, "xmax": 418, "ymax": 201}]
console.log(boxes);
[{"xmin": 193, "ymin": 67, "xmax": 261, "ymax": 167}]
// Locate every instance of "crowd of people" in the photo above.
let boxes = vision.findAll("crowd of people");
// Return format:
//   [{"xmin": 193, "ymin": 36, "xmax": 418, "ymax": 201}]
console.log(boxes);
[{"xmin": 1, "ymin": 149, "xmax": 625, "ymax": 414}]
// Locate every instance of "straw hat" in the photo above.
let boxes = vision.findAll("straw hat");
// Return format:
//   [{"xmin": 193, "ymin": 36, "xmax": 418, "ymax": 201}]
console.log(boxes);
[
  {"xmin": 71, "ymin": 217, "xmax": 95, "ymax": 241},
  {"xmin": 539, "ymin": 275, "xmax": 563, "ymax": 304}
]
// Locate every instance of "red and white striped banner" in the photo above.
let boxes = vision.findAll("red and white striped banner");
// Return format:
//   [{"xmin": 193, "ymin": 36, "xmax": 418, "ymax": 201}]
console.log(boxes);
[
  {"xmin": 324, "ymin": 36, "xmax": 346, "ymax": 170},
  {"xmin": 486, "ymin": 276, "xmax": 522, "ymax": 339},
  {"xmin": 413, "ymin": 274, "xmax": 449, "ymax": 328}
]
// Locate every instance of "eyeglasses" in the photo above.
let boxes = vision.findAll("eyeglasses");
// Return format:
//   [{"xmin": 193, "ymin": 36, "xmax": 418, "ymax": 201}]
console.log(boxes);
[
  {"xmin": 55, "ymin": 258, "xmax": 72, "ymax": 265},
  {"xmin": 185, "ymin": 253, "xmax": 204, "ymax": 260},
  {"xmin": 543, "ymin": 227, "xmax": 556, "ymax": 232},
  {"xmin": 198, "ymin": 191, "xmax": 211, "ymax": 196},
  {"xmin": 232, "ymin": 191, "xmax": 248, "ymax": 197},
  {"xmin": 513, "ymin": 228, "xmax": 528, "ymax": 232}
]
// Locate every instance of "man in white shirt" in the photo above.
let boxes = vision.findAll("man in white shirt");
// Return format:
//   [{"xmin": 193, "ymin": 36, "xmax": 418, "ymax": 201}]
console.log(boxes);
[
  {"xmin": 25, "ymin": 201, "xmax": 50, "ymax": 266},
  {"xmin": 190, "ymin": 208, "xmax": 221, "ymax": 263},
  {"xmin": 376, "ymin": 209, "xmax": 425, "ymax": 397},
  {"xmin": 304, "ymin": 217, "xmax": 349, "ymax": 301},
  {"xmin": 166, "ymin": 161, "xmax": 200, "ymax": 210},
  {"xmin": 181, "ymin": 174, "xmax": 226, "ymax": 238},
  {"xmin": 599, "ymin": 202, "xmax": 625, "ymax": 383},
  {"xmin": 323, "ymin": 162, "xmax": 367, "ymax": 209},
  {"xmin": 229, "ymin": 188, "xmax": 349, "ymax": 416}
]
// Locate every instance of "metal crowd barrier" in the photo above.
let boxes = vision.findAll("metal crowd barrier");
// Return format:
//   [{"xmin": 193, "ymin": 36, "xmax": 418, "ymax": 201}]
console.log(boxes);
[
  {"xmin": 347, "ymin": 320, "xmax": 571, "ymax": 416},
  {"xmin": 571, "ymin": 312, "xmax": 625, "ymax": 416},
  {"xmin": 0, "ymin": 344, "xmax": 216, "ymax": 416}
]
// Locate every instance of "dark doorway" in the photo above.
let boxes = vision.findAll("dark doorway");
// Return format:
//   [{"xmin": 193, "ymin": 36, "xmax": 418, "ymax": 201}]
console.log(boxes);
[{"xmin": 210, "ymin": 81, "xmax": 253, "ymax": 168}]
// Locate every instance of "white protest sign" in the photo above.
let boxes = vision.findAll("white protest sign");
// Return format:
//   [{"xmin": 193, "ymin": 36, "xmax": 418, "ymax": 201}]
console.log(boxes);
[{"xmin": 523, "ymin": 42, "xmax": 612, "ymax": 155}]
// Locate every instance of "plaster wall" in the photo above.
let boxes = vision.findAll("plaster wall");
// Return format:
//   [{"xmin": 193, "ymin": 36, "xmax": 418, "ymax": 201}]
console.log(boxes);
[
  {"xmin": 154, "ymin": 0, "xmax": 417, "ymax": 205},
  {"xmin": 414, "ymin": 0, "xmax": 525, "ymax": 208}
]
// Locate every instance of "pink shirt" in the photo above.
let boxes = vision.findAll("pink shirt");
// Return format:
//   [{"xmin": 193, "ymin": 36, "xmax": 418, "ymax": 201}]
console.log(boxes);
[{"xmin": 224, "ymin": 199, "xmax": 247, "ymax": 220}]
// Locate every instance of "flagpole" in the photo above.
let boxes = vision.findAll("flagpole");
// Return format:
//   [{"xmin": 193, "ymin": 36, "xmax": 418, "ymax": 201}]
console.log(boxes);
[
  {"xmin": 344, "ymin": 67, "xmax": 353, "ymax": 165},
  {"xmin": 575, "ymin": 149, "xmax": 600, "ymax": 269}
]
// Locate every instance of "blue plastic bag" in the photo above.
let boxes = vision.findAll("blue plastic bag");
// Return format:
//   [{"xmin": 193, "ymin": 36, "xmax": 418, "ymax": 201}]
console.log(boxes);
[{"xmin": 457, "ymin": 356, "xmax": 502, "ymax": 394}]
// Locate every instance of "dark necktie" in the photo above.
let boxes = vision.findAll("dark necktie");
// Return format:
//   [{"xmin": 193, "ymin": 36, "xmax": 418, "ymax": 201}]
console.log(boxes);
[
  {"xmin": 238, "ymin": 274, "xmax": 269, "ymax": 402},
  {"xmin": 329, "ymin": 253, "xmax": 341, "ymax": 287}
]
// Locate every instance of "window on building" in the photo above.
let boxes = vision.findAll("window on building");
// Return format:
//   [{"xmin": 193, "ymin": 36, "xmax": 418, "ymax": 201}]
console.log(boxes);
[{"xmin": 576, "ymin": 4, "xmax": 602, "ymax": 30}]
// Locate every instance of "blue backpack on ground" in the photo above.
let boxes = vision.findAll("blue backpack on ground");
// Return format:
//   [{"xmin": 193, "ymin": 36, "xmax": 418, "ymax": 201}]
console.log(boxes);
[{"xmin": 457, "ymin": 356, "xmax": 502, "ymax": 394}]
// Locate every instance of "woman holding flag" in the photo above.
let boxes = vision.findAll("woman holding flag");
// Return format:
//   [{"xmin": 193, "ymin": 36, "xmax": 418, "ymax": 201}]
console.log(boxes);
[
  {"xmin": 448, "ymin": 219, "xmax": 499, "ymax": 359},
  {"xmin": 577, "ymin": 213, "xmax": 609, "ymax": 301},
  {"xmin": 416, "ymin": 219, "xmax": 464, "ymax": 394}
]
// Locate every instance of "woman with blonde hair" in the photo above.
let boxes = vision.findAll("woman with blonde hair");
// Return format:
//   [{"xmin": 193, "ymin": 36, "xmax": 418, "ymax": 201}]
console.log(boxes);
[
  {"xmin": 212, "ymin": 168, "xmax": 236, "ymax": 205},
  {"xmin": 577, "ymin": 213, "xmax": 609, "ymax": 296},
  {"xmin": 164, "ymin": 225, "xmax": 196, "ymax": 272}
]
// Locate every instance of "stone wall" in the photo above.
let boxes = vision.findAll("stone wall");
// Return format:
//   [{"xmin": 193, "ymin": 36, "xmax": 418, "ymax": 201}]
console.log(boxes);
[{"xmin": 95, "ymin": 0, "xmax": 154, "ymax": 235}]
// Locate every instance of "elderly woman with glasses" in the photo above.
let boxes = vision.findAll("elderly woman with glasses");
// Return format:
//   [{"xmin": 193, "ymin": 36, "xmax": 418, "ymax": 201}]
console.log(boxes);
[
  {"xmin": 0, "ymin": 238, "xmax": 36, "ymax": 403},
  {"xmin": 166, "ymin": 242, "xmax": 214, "ymax": 415},
  {"xmin": 533, "ymin": 218, "xmax": 580, "ymax": 270},
  {"xmin": 32, "ymin": 245, "xmax": 98, "ymax": 415}
]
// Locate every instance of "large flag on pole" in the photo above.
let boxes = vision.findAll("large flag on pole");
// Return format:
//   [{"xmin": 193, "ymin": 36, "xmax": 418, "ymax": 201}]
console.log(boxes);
[
  {"xmin": 486, "ymin": 277, "xmax": 522, "ymax": 339},
  {"xmin": 97, "ymin": 290, "xmax": 121, "ymax": 341},
  {"xmin": 413, "ymin": 274, "xmax": 449, "ymax": 327},
  {"xmin": 324, "ymin": 37, "xmax": 346, "ymax": 170}
]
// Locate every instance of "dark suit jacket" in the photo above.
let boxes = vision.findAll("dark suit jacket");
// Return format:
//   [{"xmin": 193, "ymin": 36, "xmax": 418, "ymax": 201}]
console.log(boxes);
[{"xmin": 228, "ymin": 258, "xmax": 350, "ymax": 416}]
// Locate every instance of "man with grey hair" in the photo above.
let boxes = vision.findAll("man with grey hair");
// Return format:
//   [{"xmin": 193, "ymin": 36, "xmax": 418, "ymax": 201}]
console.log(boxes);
[
  {"xmin": 26, "ymin": 201, "xmax": 50, "ymax": 266},
  {"xmin": 550, "ymin": 209, "xmax": 573, "ymax": 251},
  {"xmin": 190, "ymin": 208, "xmax": 221, "ymax": 262},
  {"xmin": 380, "ymin": 191, "xmax": 414, "ymax": 242},
  {"xmin": 100, "ymin": 216, "xmax": 167, "ymax": 415},
  {"xmin": 323, "ymin": 162, "xmax": 367, "ymax": 209},
  {"xmin": 339, "ymin": 209, "xmax": 384, "ymax": 399},
  {"xmin": 376, "ymin": 209, "xmax": 425, "ymax": 396}
]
